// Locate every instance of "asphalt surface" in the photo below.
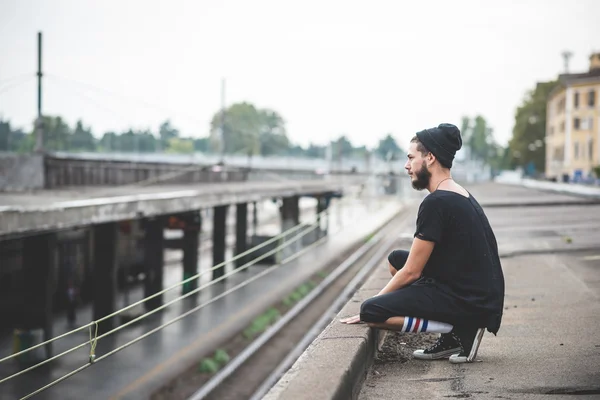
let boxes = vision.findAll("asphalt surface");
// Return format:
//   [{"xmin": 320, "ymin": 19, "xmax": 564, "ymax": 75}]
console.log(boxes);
[{"xmin": 358, "ymin": 182, "xmax": 600, "ymax": 400}]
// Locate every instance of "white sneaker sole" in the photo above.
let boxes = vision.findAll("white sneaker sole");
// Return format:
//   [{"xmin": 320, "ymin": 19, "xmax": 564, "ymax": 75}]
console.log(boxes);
[
  {"xmin": 413, "ymin": 347, "xmax": 461, "ymax": 360},
  {"xmin": 449, "ymin": 328, "xmax": 485, "ymax": 364}
]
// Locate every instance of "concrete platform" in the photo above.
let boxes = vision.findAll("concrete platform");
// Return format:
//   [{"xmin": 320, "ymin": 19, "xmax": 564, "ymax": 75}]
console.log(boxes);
[
  {"xmin": 0, "ymin": 195, "xmax": 407, "ymax": 400},
  {"xmin": 0, "ymin": 179, "xmax": 349, "ymax": 239},
  {"xmin": 266, "ymin": 182, "xmax": 600, "ymax": 400}
]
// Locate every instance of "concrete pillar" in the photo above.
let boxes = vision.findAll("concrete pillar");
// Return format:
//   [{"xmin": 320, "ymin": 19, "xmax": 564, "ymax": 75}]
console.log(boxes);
[
  {"xmin": 212, "ymin": 205, "xmax": 228, "ymax": 280},
  {"xmin": 281, "ymin": 196, "xmax": 300, "ymax": 226},
  {"xmin": 182, "ymin": 212, "xmax": 201, "ymax": 295},
  {"xmin": 92, "ymin": 222, "xmax": 119, "ymax": 333},
  {"xmin": 144, "ymin": 217, "xmax": 164, "ymax": 311},
  {"xmin": 280, "ymin": 196, "xmax": 300, "ymax": 259},
  {"xmin": 252, "ymin": 201, "xmax": 258, "ymax": 236},
  {"xmin": 235, "ymin": 203, "xmax": 248, "ymax": 269},
  {"xmin": 21, "ymin": 233, "xmax": 56, "ymax": 358},
  {"xmin": 317, "ymin": 195, "xmax": 329, "ymax": 237}
]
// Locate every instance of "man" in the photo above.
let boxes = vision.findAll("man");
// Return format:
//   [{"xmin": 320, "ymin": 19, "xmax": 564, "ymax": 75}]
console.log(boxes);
[{"xmin": 341, "ymin": 123, "xmax": 505, "ymax": 363}]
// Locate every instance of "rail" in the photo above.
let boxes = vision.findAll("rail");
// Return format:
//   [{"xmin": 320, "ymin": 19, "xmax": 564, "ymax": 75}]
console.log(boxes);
[{"xmin": 0, "ymin": 207, "xmax": 334, "ymax": 399}]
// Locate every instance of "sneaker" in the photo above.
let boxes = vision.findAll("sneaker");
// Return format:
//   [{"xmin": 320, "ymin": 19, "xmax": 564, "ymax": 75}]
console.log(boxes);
[
  {"xmin": 413, "ymin": 333, "xmax": 462, "ymax": 360},
  {"xmin": 448, "ymin": 327, "xmax": 485, "ymax": 364}
]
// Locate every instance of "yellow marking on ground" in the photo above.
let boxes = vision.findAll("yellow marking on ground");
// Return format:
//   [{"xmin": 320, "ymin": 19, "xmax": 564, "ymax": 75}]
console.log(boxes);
[{"xmin": 581, "ymin": 255, "xmax": 600, "ymax": 261}]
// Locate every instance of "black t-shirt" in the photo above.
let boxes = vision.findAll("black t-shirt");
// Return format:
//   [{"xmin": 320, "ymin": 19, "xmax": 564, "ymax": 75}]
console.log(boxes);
[{"xmin": 414, "ymin": 190, "xmax": 505, "ymax": 334}]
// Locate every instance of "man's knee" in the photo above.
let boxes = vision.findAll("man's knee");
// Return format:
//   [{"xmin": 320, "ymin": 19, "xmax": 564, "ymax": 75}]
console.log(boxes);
[
  {"xmin": 388, "ymin": 249, "xmax": 409, "ymax": 273},
  {"xmin": 388, "ymin": 261, "xmax": 397, "ymax": 277},
  {"xmin": 360, "ymin": 297, "xmax": 386, "ymax": 323}
]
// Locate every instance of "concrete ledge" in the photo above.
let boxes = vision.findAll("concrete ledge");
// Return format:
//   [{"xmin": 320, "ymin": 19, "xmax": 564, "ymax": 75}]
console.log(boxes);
[
  {"xmin": 0, "ymin": 153, "xmax": 45, "ymax": 191},
  {"xmin": 264, "ymin": 262, "xmax": 389, "ymax": 400},
  {"xmin": 0, "ymin": 180, "xmax": 344, "ymax": 238},
  {"xmin": 498, "ymin": 177, "xmax": 600, "ymax": 199}
]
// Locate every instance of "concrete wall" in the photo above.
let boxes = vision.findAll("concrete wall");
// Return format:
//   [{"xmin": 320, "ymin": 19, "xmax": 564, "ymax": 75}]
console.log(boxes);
[
  {"xmin": 0, "ymin": 153, "xmax": 45, "ymax": 191},
  {"xmin": 44, "ymin": 156, "xmax": 250, "ymax": 188}
]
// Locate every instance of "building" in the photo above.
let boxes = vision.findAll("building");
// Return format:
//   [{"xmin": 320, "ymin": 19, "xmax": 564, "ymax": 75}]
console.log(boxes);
[{"xmin": 545, "ymin": 53, "xmax": 600, "ymax": 181}]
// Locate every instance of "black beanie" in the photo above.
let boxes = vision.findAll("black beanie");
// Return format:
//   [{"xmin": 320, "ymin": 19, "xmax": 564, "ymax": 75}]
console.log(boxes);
[{"xmin": 415, "ymin": 123, "xmax": 462, "ymax": 169}]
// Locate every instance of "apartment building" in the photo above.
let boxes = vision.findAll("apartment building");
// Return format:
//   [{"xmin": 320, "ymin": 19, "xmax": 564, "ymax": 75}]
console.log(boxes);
[{"xmin": 545, "ymin": 53, "xmax": 600, "ymax": 181}]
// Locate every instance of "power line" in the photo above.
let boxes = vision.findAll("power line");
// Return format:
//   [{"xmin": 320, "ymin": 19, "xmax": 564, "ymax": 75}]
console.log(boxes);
[
  {"xmin": 0, "ymin": 72, "xmax": 35, "ymax": 87},
  {"xmin": 0, "ymin": 75, "xmax": 34, "ymax": 96},
  {"xmin": 45, "ymin": 73, "xmax": 208, "ymax": 128},
  {"xmin": 45, "ymin": 77, "xmax": 135, "ymax": 127}
]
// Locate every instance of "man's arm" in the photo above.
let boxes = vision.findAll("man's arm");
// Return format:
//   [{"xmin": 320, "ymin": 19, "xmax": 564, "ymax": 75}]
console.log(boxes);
[
  {"xmin": 340, "ymin": 238, "xmax": 435, "ymax": 324},
  {"xmin": 376, "ymin": 237, "xmax": 434, "ymax": 296}
]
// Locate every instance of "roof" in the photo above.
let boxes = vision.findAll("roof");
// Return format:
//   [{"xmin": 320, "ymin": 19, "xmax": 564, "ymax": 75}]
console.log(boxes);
[{"xmin": 549, "ymin": 69, "xmax": 600, "ymax": 99}]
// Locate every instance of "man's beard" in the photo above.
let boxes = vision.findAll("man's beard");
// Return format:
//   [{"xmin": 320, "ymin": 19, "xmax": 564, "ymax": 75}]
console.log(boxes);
[{"xmin": 411, "ymin": 164, "xmax": 431, "ymax": 191}]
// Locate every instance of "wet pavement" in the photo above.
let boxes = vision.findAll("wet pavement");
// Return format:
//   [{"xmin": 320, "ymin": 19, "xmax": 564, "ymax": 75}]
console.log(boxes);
[
  {"xmin": 357, "ymin": 182, "xmax": 600, "ymax": 400},
  {"xmin": 0, "ymin": 187, "xmax": 410, "ymax": 399}
]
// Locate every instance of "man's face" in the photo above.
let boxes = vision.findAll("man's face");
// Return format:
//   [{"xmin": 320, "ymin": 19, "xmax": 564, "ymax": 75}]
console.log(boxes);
[{"xmin": 405, "ymin": 142, "xmax": 431, "ymax": 191}]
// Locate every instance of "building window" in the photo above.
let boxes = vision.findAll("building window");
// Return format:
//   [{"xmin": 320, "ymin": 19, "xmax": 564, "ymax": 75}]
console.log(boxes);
[
  {"xmin": 574, "ymin": 118, "xmax": 580, "ymax": 130},
  {"xmin": 574, "ymin": 142, "xmax": 579, "ymax": 159},
  {"xmin": 574, "ymin": 92, "xmax": 580, "ymax": 108},
  {"xmin": 550, "ymin": 126, "xmax": 554, "ymax": 135},
  {"xmin": 581, "ymin": 118, "xmax": 589, "ymax": 130},
  {"xmin": 553, "ymin": 147, "xmax": 564, "ymax": 161},
  {"xmin": 589, "ymin": 90, "xmax": 596, "ymax": 107},
  {"xmin": 560, "ymin": 121, "xmax": 565, "ymax": 132},
  {"xmin": 589, "ymin": 139, "xmax": 594, "ymax": 160},
  {"xmin": 557, "ymin": 97, "xmax": 565, "ymax": 114},
  {"xmin": 589, "ymin": 117, "xmax": 593, "ymax": 131}
]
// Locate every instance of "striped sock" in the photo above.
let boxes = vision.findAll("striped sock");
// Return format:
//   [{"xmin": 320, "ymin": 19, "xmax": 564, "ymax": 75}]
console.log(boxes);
[{"xmin": 401, "ymin": 317, "xmax": 453, "ymax": 333}]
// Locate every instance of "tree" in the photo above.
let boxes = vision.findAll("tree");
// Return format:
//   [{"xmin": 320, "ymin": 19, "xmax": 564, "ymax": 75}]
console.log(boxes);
[
  {"xmin": 209, "ymin": 102, "xmax": 291, "ymax": 156},
  {"xmin": 165, "ymin": 137, "xmax": 194, "ymax": 154},
  {"xmin": 210, "ymin": 102, "xmax": 260, "ymax": 154},
  {"xmin": 376, "ymin": 134, "xmax": 402, "ymax": 160},
  {"xmin": 42, "ymin": 116, "xmax": 72, "ymax": 151},
  {"xmin": 193, "ymin": 137, "xmax": 210, "ymax": 152},
  {"xmin": 287, "ymin": 144, "xmax": 305, "ymax": 157},
  {"xmin": 460, "ymin": 115, "xmax": 503, "ymax": 164},
  {"xmin": 137, "ymin": 130, "xmax": 159, "ymax": 152},
  {"xmin": 69, "ymin": 120, "xmax": 96, "ymax": 151},
  {"xmin": 260, "ymin": 131, "xmax": 290, "ymax": 156},
  {"xmin": 258, "ymin": 109, "xmax": 289, "ymax": 156},
  {"xmin": 468, "ymin": 115, "xmax": 494, "ymax": 161},
  {"xmin": 459, "ymin": 116, "xmax": 470, "ymax": 141},
  {"xmin": 0, "ymin": 119, "xmax": 27, "ymax": 152},
  {"xmin": 118, "ymin": 129, "xmax": 138, "ymax": 152},
  {"xmin": 99, "ymin": 131, "xmax": 118, "ymax": 151},
  {"xmin": 306, "ymin": 143, "xmax": 326, "ymax": 158},
  {"xmin": 508, "ymin": 80, "xmax": 557, "ymax": 173},
  {"xmin": 331, "ymin": 135, "xmax": 354, "ymax": 160},
  {"xmin": 159, "ymin": 120, "xmax": 179, "ymax": 151}
]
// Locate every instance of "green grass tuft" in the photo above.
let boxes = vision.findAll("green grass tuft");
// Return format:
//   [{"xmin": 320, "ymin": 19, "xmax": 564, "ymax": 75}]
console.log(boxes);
[
  {"xmin": 214, "ymin": 349, "xmax": 230, "ymax": 366},
  {"xmin": 198, "ymin": 358, "xmax": 219, "ymax": 374}
]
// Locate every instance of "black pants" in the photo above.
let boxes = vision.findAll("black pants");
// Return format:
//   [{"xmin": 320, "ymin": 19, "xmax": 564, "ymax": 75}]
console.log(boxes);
[{"xmin": 360, "ymin": 250, "xmax": 484, "ymax": 327}]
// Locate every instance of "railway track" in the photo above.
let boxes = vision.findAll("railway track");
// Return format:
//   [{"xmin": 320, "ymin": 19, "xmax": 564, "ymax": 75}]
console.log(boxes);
[{"xmin": 158, "ymin": 204, "xmax": 415, "ymax": 400}]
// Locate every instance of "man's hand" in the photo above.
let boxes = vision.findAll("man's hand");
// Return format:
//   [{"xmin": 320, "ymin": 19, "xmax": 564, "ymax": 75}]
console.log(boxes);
[{"xmin": 340, "ymin": 314, "xmax": 362, "ymax": 324}]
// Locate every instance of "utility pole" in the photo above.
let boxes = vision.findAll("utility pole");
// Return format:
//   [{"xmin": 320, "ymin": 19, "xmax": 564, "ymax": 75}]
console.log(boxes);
[
  {"xmin": 34, "ymin": 31, "xmax": 44, "ymax": 153},
  {"xmin": 219, "ymin": 78, "xmax": 226, "ymax": 164}
]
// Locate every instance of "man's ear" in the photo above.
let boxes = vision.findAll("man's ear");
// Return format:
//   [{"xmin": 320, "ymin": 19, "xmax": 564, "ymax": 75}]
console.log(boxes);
[{"xmin": 426, "ymin": 152, "xmax": 436, "ymax": 167}]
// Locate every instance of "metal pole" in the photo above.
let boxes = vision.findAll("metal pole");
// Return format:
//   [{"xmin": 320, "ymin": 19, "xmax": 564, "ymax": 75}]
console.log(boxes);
[
  {"xmin": 34, "ymin": 31, "xmax": 44, "ymax": 153},
  {"xmin": 220, "ymin": 78, "xmax": 226, "ymax": 163}
]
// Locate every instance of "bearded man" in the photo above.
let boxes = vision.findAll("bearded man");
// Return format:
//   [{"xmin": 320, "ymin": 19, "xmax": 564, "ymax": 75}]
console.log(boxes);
[{"xmin": 341, "ymin": 123, "xmax": 505, "ymax": 363}]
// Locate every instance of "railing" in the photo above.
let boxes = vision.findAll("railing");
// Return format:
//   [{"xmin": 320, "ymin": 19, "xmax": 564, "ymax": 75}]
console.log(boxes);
[
  {"xmin": 43, "ymin": 156, "xmax": 249, "ymax": 188},
  {"xmin": 0, "ymin": 208, "xmax": 336, "ymax": 399}
]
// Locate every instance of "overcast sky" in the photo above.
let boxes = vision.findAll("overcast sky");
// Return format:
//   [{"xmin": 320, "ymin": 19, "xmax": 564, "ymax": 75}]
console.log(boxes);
[{"xmin": 0, "ymin": 0, "xmax": 598, "ymax": 149}]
